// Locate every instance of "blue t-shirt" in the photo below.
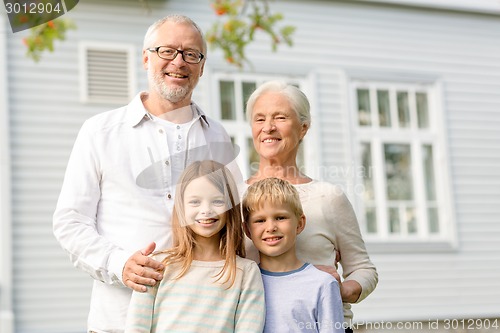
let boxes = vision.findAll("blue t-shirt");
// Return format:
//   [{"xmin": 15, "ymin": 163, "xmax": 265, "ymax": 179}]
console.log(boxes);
[{"xmin": 260, "ymin": 263, "xmax": 345, "ymax": 333}]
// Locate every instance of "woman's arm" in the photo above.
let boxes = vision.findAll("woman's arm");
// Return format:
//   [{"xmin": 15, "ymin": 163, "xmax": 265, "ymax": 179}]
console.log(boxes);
[{"xmin": 331, "ymin": 188, "xmax": 378, "ymax": 303}]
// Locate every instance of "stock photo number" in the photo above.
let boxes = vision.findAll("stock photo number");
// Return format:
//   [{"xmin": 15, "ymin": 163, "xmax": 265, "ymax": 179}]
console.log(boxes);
[
  {"xmin": 5, "ymin": 1, "xmax": 62, "ymax": 14},
  {"xmin": 3, "ymin": 0, "xmax": 79, "ymax": 32}
]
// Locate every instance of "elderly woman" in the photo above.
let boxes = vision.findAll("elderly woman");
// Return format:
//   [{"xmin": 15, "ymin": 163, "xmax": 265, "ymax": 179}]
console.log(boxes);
[{"xmin": 245, "ymin": 80, "xmax": 378, "ymax": 332}]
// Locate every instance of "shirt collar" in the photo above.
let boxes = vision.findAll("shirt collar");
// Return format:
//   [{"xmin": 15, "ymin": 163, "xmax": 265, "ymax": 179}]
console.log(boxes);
[
  {"xmin": 126, "ymin": 92, "xmax": 153, "ymax": 127},
  {"xmin": 191, "ymin": 101, "xmax": 210, "ymax": 127},
  {"xmin": 126, "ymin": 92, "xmax": 210, "ymax": 127}
]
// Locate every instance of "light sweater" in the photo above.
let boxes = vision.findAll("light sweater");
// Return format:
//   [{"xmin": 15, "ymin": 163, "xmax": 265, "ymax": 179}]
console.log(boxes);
[{"xmin": 125, "ymin": 255, "xmax": 265, "ymax": 333}]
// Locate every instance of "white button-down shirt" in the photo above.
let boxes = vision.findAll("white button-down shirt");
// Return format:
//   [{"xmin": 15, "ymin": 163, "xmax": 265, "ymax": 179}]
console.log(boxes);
[{"xmin": 53, "ymin": 92, "xmax": 239, "ymax": 333}]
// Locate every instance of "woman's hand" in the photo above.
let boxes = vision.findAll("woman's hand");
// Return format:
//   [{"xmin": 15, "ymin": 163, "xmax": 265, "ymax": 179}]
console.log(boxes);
[
  {"xmin": 340, "ymin": 280, "xmax": 362, "ymax": 303},
  {"xmin": 122, "ymin": 242, "xmax": 164, "ymax": 292}
]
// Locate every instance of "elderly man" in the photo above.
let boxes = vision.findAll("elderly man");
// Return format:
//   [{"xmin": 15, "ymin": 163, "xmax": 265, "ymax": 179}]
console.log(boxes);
[{"xmin": 54, "ymin": 14, "xmax": 238, "ymax": 333}]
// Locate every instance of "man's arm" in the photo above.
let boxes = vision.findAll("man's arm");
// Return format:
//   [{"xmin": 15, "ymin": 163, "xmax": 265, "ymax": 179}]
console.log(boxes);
[
  {"xmin": 53, "ymin": 120, "xmax": 162, "ymax": 288},
  {"xmin": 53, "ymin": 120, "xmax": 126, "ymax": 284}
]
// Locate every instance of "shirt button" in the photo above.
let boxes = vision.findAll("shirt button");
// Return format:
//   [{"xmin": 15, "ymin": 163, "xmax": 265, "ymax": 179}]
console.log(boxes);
[
  {"xmin": 164, "ymin": 160, "xmax": 169, "ymax": 166},
  {"xmin": 167, "ymin": 193, "xmax": 172, "ymax": 199},
  {"xmin": 176, "ymin": 125, "xmax": 180, "ymax": 129},
  {"xmin": 158, "ymin": 129, "xmax": 164, "ymax": 134},
  {"xmin": 178, "ymin": 135, "xmax": 182, "ymax": 139}
]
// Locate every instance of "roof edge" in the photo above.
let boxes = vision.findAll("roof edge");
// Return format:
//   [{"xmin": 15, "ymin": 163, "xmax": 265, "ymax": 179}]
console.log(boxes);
[{"xmin": 354, "ymin": 0, "xmax": 500, "ymax": 15}]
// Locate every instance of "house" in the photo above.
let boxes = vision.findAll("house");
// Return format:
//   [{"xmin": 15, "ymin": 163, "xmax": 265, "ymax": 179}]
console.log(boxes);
[{"xmin": 1, "ymin": 0, "xmax": 499, "ymax": 332}]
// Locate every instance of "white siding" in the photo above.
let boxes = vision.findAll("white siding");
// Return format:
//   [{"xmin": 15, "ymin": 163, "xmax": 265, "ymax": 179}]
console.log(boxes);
[
  {"xmin": 9, "ymin": 1, "xmax": 158, "ymax": 332},
  {"xmin": 6, "ymin": 0, "xmax": 500, "ymax": 332},
  {"xmin": 1, "ymin": 13, "xmax": 14, "ymax": 333},
  {"xmin": 9, "ymin": 22, "xmax": 93, "ymax": 333}
]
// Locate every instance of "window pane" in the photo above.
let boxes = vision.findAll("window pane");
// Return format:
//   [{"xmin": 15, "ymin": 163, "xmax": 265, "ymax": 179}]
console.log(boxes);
[
  {"xmin": 397, "ymin": 91, "xmax": 410, "ymax": 128},
  {"xmin": 422, "ymin": 145, "xmax": 436, "ymax": 200},
  {"xmin": 366, "ymin": 206, "xmax": 377, "ymax": 233},
  {"xmin": 389, "ymin": 207, "xmax": 400, "ymax": 234},
  {"xmin": 377, "ymin": 90, "xmax": 391, "ymax": 127},
  {"xmin": 385, "ymin": 144, "xmax": 413, "ymax": 200},
  {"xmin": 406, "ymin": 207, "xmax": 417, "ymax": 234},
  {"xmin": 428, "ymin": 207, "xmax": 439, "ymax": 233},
  {"xmin": 357, "ymin": 89, "xmax": 371, "ymax": 126},
  {"xmin": 242, "ymin": 82, "xmax": 256, "ymax": 119},
  {"xmin": 360, "ymin": 143, "xmax": 374, "ymax": 200},
  {"xmin": 416, "ymin": 92, "xmax": 429, "ymax": 128},
  {"xmin": 220, "ymin": 81, "xmax": 236, "ymax": 120}
]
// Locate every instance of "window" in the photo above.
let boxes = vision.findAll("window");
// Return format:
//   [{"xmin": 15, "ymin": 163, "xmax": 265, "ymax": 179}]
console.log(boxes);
[
  {"xmin": 211, "ymin": 74, "xmax": 309, "ymax": 179},
  {"xmin": 79, "ymin": 42, "xmax": 136, "ymax": 104},
  {"xmin": 351, "ymin": 81, "xmax": 454, "ymax": 246}
]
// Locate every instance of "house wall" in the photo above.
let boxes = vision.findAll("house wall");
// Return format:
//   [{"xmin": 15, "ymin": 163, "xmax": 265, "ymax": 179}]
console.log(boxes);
[
  {"xmin": 1, "ymin": 9, "xmax": 14, "ymax": 333},
  {"xmin": 5, "ymin": 0, "xmax": 500, "ymax": 332},
  {"xmin": 7, "ymin": 2, "xmax": 152, "ymax": 332}
]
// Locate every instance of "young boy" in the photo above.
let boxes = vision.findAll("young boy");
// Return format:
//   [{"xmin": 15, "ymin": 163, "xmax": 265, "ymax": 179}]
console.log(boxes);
[{"xmin": 242, "ymin": 177, "xmax": 345, "ymax": 333}]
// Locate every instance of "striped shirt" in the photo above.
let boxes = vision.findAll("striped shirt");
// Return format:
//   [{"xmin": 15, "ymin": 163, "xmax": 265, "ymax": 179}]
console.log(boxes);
[{"xmin": 125, "ymin": 255, "xmax": 265, "ymax": 333}]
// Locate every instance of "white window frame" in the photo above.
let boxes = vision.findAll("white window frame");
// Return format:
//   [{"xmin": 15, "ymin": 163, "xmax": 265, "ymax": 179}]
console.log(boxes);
[
  {"xmin": 78, "ymin": 41, "xmax": 136, "ymax": 104},
  {"xmin": 348, "ymin": 77, "xmax": 458, "ymax": 252},
  {"xmin": 208, "ymin": 72, "xmax": 319, "ymax": 180}
]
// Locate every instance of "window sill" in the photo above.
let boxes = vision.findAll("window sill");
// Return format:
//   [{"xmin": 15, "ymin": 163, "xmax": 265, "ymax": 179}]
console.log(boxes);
[{"xmin": 365, "ymin": 240, "xmax": 457, "ymax": 254}]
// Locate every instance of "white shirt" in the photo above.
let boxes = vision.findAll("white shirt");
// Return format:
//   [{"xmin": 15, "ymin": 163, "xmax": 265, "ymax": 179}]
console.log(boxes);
[
  {"xmin": 153, "ymin": 107, "xmax": 196, "ymax": 184},
  {"xmin": 53, "ymin": 92, "xmax": 239, "ymax": 333}
]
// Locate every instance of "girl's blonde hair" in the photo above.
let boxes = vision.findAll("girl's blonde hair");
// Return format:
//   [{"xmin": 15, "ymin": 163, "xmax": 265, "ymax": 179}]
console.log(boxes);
[{"xmin": 159, "ymin": 160, "xmax": 245, "ymax": 288}]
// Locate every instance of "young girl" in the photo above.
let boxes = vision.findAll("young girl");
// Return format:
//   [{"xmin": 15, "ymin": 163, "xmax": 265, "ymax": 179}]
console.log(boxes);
[{"xmin": 125, "ymin": 160, "xmax": 265, "ymax": 333}]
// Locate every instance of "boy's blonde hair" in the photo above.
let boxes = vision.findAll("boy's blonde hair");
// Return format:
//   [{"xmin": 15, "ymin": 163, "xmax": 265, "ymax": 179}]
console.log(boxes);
[
  {"xmin": 242, "ymin": 177, "xmax": 303, "ymax": 223},
  {"xmin": 159, "ymin": 160, "xmax": 244, "ymax": 288}
]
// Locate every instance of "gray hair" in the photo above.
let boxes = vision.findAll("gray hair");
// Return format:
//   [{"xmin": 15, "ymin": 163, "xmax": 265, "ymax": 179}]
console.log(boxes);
[
  {"xmin": 245, "ymin": 80, "xmax": 311, "ymax": 128},
  {"xmin": 143, "ymin": 14, "xmax": 207, "ymax": 55}
]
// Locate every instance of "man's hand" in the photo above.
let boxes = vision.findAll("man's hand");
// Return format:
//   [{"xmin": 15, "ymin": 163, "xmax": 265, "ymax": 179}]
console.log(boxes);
[
  {"xmin": 315, "ymin": 264, "xmax": 362, "ymax": 303},
  {"xmin": 122, "ymin": 242, "xmax": 164, "ymax": 292}
]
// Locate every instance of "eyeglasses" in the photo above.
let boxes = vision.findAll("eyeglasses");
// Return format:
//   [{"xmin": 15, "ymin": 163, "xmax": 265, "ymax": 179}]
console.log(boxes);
[{"xmin": 147, "ymin": 46, "xmax": 204, "ymax": 64}]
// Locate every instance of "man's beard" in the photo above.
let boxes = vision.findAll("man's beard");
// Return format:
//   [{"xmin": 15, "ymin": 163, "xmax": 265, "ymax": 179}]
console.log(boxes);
[{"xmin": 151, "ymin": 70, "xmax": 191, "ymax": 104}]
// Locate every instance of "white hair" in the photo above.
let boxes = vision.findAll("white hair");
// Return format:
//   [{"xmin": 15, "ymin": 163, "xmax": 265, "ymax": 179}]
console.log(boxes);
[
  {"xmin": 143, "ymin": 14, "xmax": 207, "ymax": 54},
  {"xmin": 245, "ymin": 80, "xmax": 311, "ymax": 128}
]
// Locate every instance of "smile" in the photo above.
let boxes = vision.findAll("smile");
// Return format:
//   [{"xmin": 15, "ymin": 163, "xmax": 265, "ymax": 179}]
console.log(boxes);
[
  {"xmin": 263, "ymin": 236, "xmax": 283, "ymax": 244},
  {"xmin": 262, "ymin": 138, "xmax": 280, "ymax": 143},
  {"xmin": 196, "ymin": 218, "xmax": 218, "ymax": 225},
  {"xmin": 166, "ymin": 73, "xmax": 188, "ymax": 79}
]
